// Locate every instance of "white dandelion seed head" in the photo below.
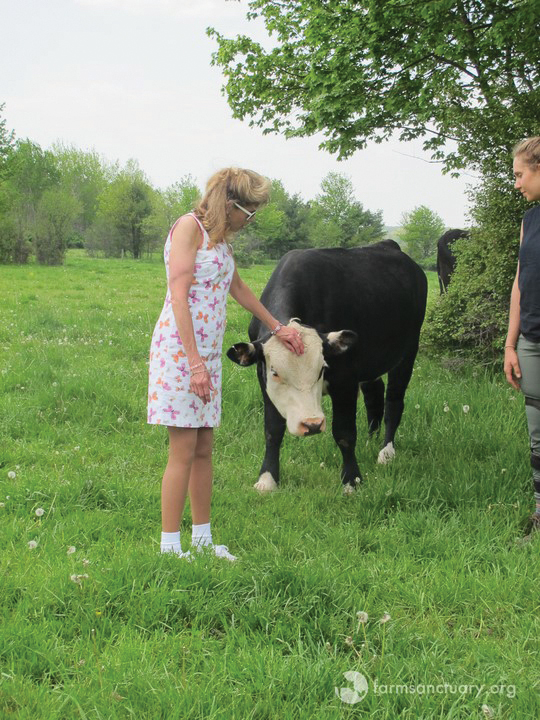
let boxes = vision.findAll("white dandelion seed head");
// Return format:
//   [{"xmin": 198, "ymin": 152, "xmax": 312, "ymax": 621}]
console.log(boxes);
[
  {"xmin": 414, "ymin": 404, "xmax": 420, "ymax": 409},
  {"xmin": 356, "ymin": 611, "xmax": 369, "ymax": 623},
  {"xmin": 501, "ymin": 468, "xmax": 507, "ymax": 474},
  {"xmin": 344, "ymin": 636, "xmax": 354, "ymax": 646},
  {"xmin": 379, "ymin": 612, "xmax": 391, "ymax": 624},
  {"xmin": 482, "ymin": 705, "xmax": 494, "ymax": 718},
  {"xmin": 443, "ymin": 405, "xmax": 450, "ymax": 412},
  {"xmin": 0, "ymin": 502, "xmax": 5, "ymax": 508},
  {"xmin": 117, "ymin": 417, "xmax": 124, "ymax": 423},
  {"xmin": 319, "ymin": 462, "xmax": 325, "ymax": 468},
  {"xmin": 67, "ymin": 546, "xmax": 76, "ymax": 555},
  {"xmin": 462, "ymin": 405, "xmax": 470, "ymax": 413},
  {"xmin": 82, "ymin": 558, "xmax": 90, "ymax": 566},
  {"xmin": 35, "ymin": 507, "xmax": 44, "ymax": 517},
  {"xmin": 28, "ymin": 540, "xmax": 38, "ymax": 549},
  {"xmin": 73, "ymin": 446, "xmax": 80, "ymax": 451},
  {"xmin": 7, "ymin": 471, "xmax": 16, "ymax": 480}
]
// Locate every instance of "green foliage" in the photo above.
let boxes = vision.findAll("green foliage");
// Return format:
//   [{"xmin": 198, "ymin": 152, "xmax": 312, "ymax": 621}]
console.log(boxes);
[
  {"xmin": 161, "ymin": 175, "xmax": 201, "ymax": 227},
  {"xmin": 309, "ymin": 172, "xmax": 384, "ymax": 247},
  {"xmin": 210, "ymin": 0, "xmax": 540, "ymax": 176},
  {"xmin": 425, "ymin": 177, "xmax": 528, "ymax": 360},
  {"xmin": 399, "ymin": 205, "xmax": 446, "ymax": 269},
  {"xmin": 90, "ymin": 161, "xmax": 154, "ymax": 259}
]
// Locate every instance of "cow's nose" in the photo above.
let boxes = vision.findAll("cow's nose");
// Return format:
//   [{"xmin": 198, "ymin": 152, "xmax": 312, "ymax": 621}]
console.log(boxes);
[{"xmin": 300, "ymin": 418, "xmax": 325, "ymax": 436}]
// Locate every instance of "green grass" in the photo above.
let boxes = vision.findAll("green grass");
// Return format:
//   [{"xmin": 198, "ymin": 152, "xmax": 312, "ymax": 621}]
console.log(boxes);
[{"xmin": 1, "ymin": 251, "xmax": 539, "ymax": 719}]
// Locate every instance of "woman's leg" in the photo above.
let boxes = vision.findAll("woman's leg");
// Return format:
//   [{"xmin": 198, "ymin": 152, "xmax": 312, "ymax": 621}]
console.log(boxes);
[
  {"xmin": 188, "ymin": 428, "xmax": 214, "ymax": 525},
  {"xmin": 517, "ymin": 336, "xmax": 540, "ymax": 525},
  {"xmin": 161, "ymin": 427, "xmax": 198, "ymax": 532}
]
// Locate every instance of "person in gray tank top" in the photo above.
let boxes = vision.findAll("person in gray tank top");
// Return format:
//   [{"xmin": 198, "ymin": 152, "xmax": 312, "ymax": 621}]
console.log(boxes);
[{"xmin": 504, "ymin": 137, "xmax": 540, "ymax": 540}]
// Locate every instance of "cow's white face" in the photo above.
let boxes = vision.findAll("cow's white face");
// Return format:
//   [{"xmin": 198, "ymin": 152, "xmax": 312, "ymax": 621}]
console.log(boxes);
[
  {"xmin": 227, "ymin": 321, "xmax": 358, "ymax": 437},
  {"xmin": 263, "ymin": 323, "xmax": 327, "ymax": 436}
]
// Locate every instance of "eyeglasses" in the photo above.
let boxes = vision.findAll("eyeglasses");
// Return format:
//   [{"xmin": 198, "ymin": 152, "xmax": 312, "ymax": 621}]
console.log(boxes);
[{"xmin": 233, "ymin": 201, "xmax": 257, "ymax": 220}]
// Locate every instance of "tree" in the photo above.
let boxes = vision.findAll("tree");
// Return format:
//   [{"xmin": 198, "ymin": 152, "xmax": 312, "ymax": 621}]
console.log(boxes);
[
  {"xmin": 92, "ymin": 161, "xmax": 154, "ymax": 258},
  {"xmin": 34, "ymin": 187, "xmax": 82, "ymax": 265},
  {"xmin": 399, "ymin": 205, "xmax": 446, "ymax": 268},
  {"xmin": 209, "ymin": 1, "xmax": 540, "ymax": 176},
  {"xmin": 309, "ymin": 172, "xmax": 384, "ymax": 247},
  {"xmin": 0, "ymin": 103, "xmax": 15, "ymax": 179},
  {"xmin": 161, "ymin": 175, "xmax": 201, "ymax": 227}
]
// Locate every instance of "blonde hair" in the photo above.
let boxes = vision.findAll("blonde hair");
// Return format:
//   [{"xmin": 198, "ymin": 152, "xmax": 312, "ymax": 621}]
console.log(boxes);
[
  {"xmin": 513, "ymin": 137, "xmax": 540, "ymax": 167},
  {"xmin": 194, "ymin": 168, "xmax": 271, "ymax": 244}
]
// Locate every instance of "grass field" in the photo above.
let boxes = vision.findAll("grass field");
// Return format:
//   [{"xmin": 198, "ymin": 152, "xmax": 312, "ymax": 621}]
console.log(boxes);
[{"xmin": 1, "ymin": 251, "xmax": 539, "ymax": 719}]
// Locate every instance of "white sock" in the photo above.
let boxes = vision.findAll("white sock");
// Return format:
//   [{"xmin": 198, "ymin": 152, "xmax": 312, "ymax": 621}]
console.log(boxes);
[
  {"xmin": 161, "ymin": 531, "xmax": 182, "ymax": 554},
  {"xmin": 192, "ymin": 522, "xmax": 212, "ymax": 548}
]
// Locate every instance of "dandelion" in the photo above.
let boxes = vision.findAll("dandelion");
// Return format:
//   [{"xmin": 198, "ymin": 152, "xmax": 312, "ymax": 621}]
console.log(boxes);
[
  {"xmin": 380, "ymin": 612, "xmax": 391, "ymax": 624},
  {"xmin": 117, "ymin": 417, "xmax": 124, "ymax": 424},
  {"xmin": 462, "ymin": 405, "xmax": 470, "ymax": 413},
  {"xmin": 344, "ymin": 636, "xmax": 354, "ymax": 647},
  {"xmin": 0, "ymin": 502, "xmax": 4, "ymax": 508},
  {"xmin": 379, "ymin": 612, "xmax": 391, "ymax": 665},
  {"xmin": 414, "ymin": 404, "xmax": 420, "ymax": 409},
  {"xmin": 35, "ymin": 507, "xmax": 44, "ymax": 517},
  {"xmin": 482, "ymin": 705, "xmax": 494, "ymax": 718},
  {"xmin": 443, "ymin": 404, "xmax": 450, "ymax": 413},
  {"xmin": 319, "ymin": 462, "xmax": 325, "ymax": 468},
  {"xmin": 501, "ymin": 468, "xmax": 507, "ymax": 474},
  {"xmin": 7, "ymin": 471, "xmax": 16, "ymax": 480},
  {"xmin": 70, "ymin": 573, "xmax": 89, "ymax": 584},
  {"xmin": 28, "ymin": 540, "xmax": 38, "ymax": 549},
  {"xmin": 82, "ymin": 558, "xmax": 91, "ymax": 566},
  {"xmin": 67, "ymin": 546, "xmax": 76, "ymax": 555},
  {"xmin": 73, "ymin": 446, "xmax": 80, "ymax": 451},
  {"xmin": 356, "ymin": 611, "xmax": 369, "ymax": 649},
  {"xmin": 78, "ymin": 659, "xmax": 86, "ymax": 666}
]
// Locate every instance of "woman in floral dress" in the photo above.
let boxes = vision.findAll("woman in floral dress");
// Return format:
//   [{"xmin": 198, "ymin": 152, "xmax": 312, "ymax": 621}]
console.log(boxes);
[{"xmin": 148, "ymin": 168, "xmax": 303, "ymax": 560}]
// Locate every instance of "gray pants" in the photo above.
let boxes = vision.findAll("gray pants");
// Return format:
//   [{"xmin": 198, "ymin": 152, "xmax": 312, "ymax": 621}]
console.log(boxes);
[{"xmin": 517, "ymin": 335, "xmax": 540, "ymax": 491}]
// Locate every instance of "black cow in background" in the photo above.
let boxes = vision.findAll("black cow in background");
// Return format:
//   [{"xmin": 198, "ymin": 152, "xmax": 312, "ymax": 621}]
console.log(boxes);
[{"xmin": 436, "ymin": 229, "xmax": 469, "ymax": 293}]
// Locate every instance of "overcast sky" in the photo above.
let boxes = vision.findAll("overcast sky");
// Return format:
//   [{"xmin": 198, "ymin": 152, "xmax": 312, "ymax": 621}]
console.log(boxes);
[{"xmin": 1, "ymin": 0, "xmax": 474, "ymax": 227}]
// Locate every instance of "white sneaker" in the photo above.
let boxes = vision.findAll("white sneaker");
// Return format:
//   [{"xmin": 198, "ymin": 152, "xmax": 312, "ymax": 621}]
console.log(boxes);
[
  {"xmin": 193, "ymin": 543, "xmax": 237, "ymax": 562},
  {"xmin": 161, "ymin": 547, "xmax": 192, "ymax": 560},
  {"xmin": 211, "ymin": 544, "xmax": 237, "ymax": 562}
]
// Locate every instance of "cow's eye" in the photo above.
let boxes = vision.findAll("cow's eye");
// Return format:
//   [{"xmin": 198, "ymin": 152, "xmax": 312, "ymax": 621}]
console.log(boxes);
[{"xmin": 270, "ymin": 367, "xmax": 279, "ymax": 378}]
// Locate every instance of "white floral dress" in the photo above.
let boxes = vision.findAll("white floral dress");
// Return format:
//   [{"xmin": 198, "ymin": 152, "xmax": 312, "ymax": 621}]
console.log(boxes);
[{"xmin": 147, "ymin": 213, "xmax": 235, "ymax": 427}]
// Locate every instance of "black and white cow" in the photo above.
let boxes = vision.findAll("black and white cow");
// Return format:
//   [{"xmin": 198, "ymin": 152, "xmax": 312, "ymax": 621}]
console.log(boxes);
[
  {"xmin": 227, "ymin": 241, "xmax": 427, "ymax": 493},
  {"xmin": 436, "ymin": 229, "xmax": 468, "ymax": 294}
]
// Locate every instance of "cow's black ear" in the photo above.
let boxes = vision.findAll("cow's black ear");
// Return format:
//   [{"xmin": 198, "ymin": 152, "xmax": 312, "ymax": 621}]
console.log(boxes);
[
  {"xmin": 226, "ymin": 342, "xmax": 262, "ymax": 366},
  {"xmin": 322, "ymin": 330, "xmax": 358, "ymax": 356}
]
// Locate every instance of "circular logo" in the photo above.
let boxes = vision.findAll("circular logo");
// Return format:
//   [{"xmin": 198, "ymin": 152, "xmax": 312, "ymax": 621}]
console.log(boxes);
[{"xmin": 335, "ymin": 671, "xmax": 369, "ymax": 704}]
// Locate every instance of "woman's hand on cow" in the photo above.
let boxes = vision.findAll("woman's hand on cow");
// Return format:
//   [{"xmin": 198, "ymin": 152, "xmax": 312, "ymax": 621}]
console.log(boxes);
[
  {"xmin": 275, "ymin": 325, "xmax": 304, "ymax": 355},
  {"xmin": 504, "ymin": 346, "xmax": 521, "ymax": 391},
  {"xmin": 190, "ymin": 365, "xmax": 214, "ymax": 404}
]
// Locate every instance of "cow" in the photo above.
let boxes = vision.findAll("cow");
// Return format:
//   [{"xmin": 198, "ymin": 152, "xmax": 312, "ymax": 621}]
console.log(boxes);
[
  {"xmin": 227, "ymin": 240, "xmax": 428, "ymax": 494},
  {"xmin": 436, "ymin": 229, "xmax": 468, "ymax": 293}
]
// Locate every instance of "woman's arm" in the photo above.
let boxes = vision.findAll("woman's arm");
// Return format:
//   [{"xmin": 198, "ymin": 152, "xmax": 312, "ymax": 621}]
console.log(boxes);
[
  {"xmin": 229, "ymin": 266, "xmax": 304, "ymax": 354},
  {"xmin": 504, "ymin": 222, "xmax": 523, "ymax": 390},
  {"xmin": 168, "ymin": 216, "xmax": 214, "ymax": 404}
]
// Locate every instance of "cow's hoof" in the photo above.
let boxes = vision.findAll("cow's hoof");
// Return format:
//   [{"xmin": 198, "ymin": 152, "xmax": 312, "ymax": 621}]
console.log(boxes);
[
  {"xmin": 377, "ymin": 443, "xmax": 395, "ymax": 464},
  {"xmin": 254, "ymin": 472, "xmax": 278, "ymax": 494}
]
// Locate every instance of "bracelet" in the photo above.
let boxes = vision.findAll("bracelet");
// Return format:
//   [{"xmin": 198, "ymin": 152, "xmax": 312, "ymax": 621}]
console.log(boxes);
[
  {"xmin": 504, "ymin": 345, "xmax": 516, "ymax": 350},
  {"xmin": 191, "ymin": 368, "xmax": 207, "ymax": 375},
  {"xmin": 270, "ymin": 323, "xmax": 283, "ymax": 336},
  {"xmin": 190, "ymin": 362, "xmax": 205, "ymax": 371}
]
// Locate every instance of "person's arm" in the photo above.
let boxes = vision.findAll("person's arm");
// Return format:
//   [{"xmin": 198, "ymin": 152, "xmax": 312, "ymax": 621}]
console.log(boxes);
[
  {"xmin": 504, "ymin": 222, "xmax": 523, "ymax": 390},
  {"xmin": 168, "ymin": 216, "xmax": 214, "ymax": 404},
  {"xmin": 229, "ymin": 265, "xmax": 304, "ymax": 354}
]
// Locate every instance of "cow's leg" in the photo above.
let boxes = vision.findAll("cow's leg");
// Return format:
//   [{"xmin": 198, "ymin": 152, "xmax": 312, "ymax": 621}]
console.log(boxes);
[
  {"xmin": 329, "ymin": 384, "xmax": 362, "ymax": 492},
  {"xmin": 255, "ymin": 364, "xmax": 285, "ymax": 493},
  {"xmin": 378, "ymin": 345, "xmax": 418, "ymax": 464},
  {"xmin": 360, "ymin": 378, "xmax": 385, "ymax": 437}
]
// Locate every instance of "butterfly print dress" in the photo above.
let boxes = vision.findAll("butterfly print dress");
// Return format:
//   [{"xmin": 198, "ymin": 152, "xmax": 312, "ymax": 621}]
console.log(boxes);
[{"xmin": 147, "ymin": 213, "xmax": 235, "ymax": 427}]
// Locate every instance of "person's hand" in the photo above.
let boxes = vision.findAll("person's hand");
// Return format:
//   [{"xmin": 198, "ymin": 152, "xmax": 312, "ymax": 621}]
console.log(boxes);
[
  {"xmin": 504, "ymin": 346, "xmax": 521, "ymax": 391},
  {"xmin": 275, "ymin": 325, "xmax": 304, "ymax": 355},
  {"xmin": 190, "ymin": 365, "xmax": 214, "ymax": 404}
]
